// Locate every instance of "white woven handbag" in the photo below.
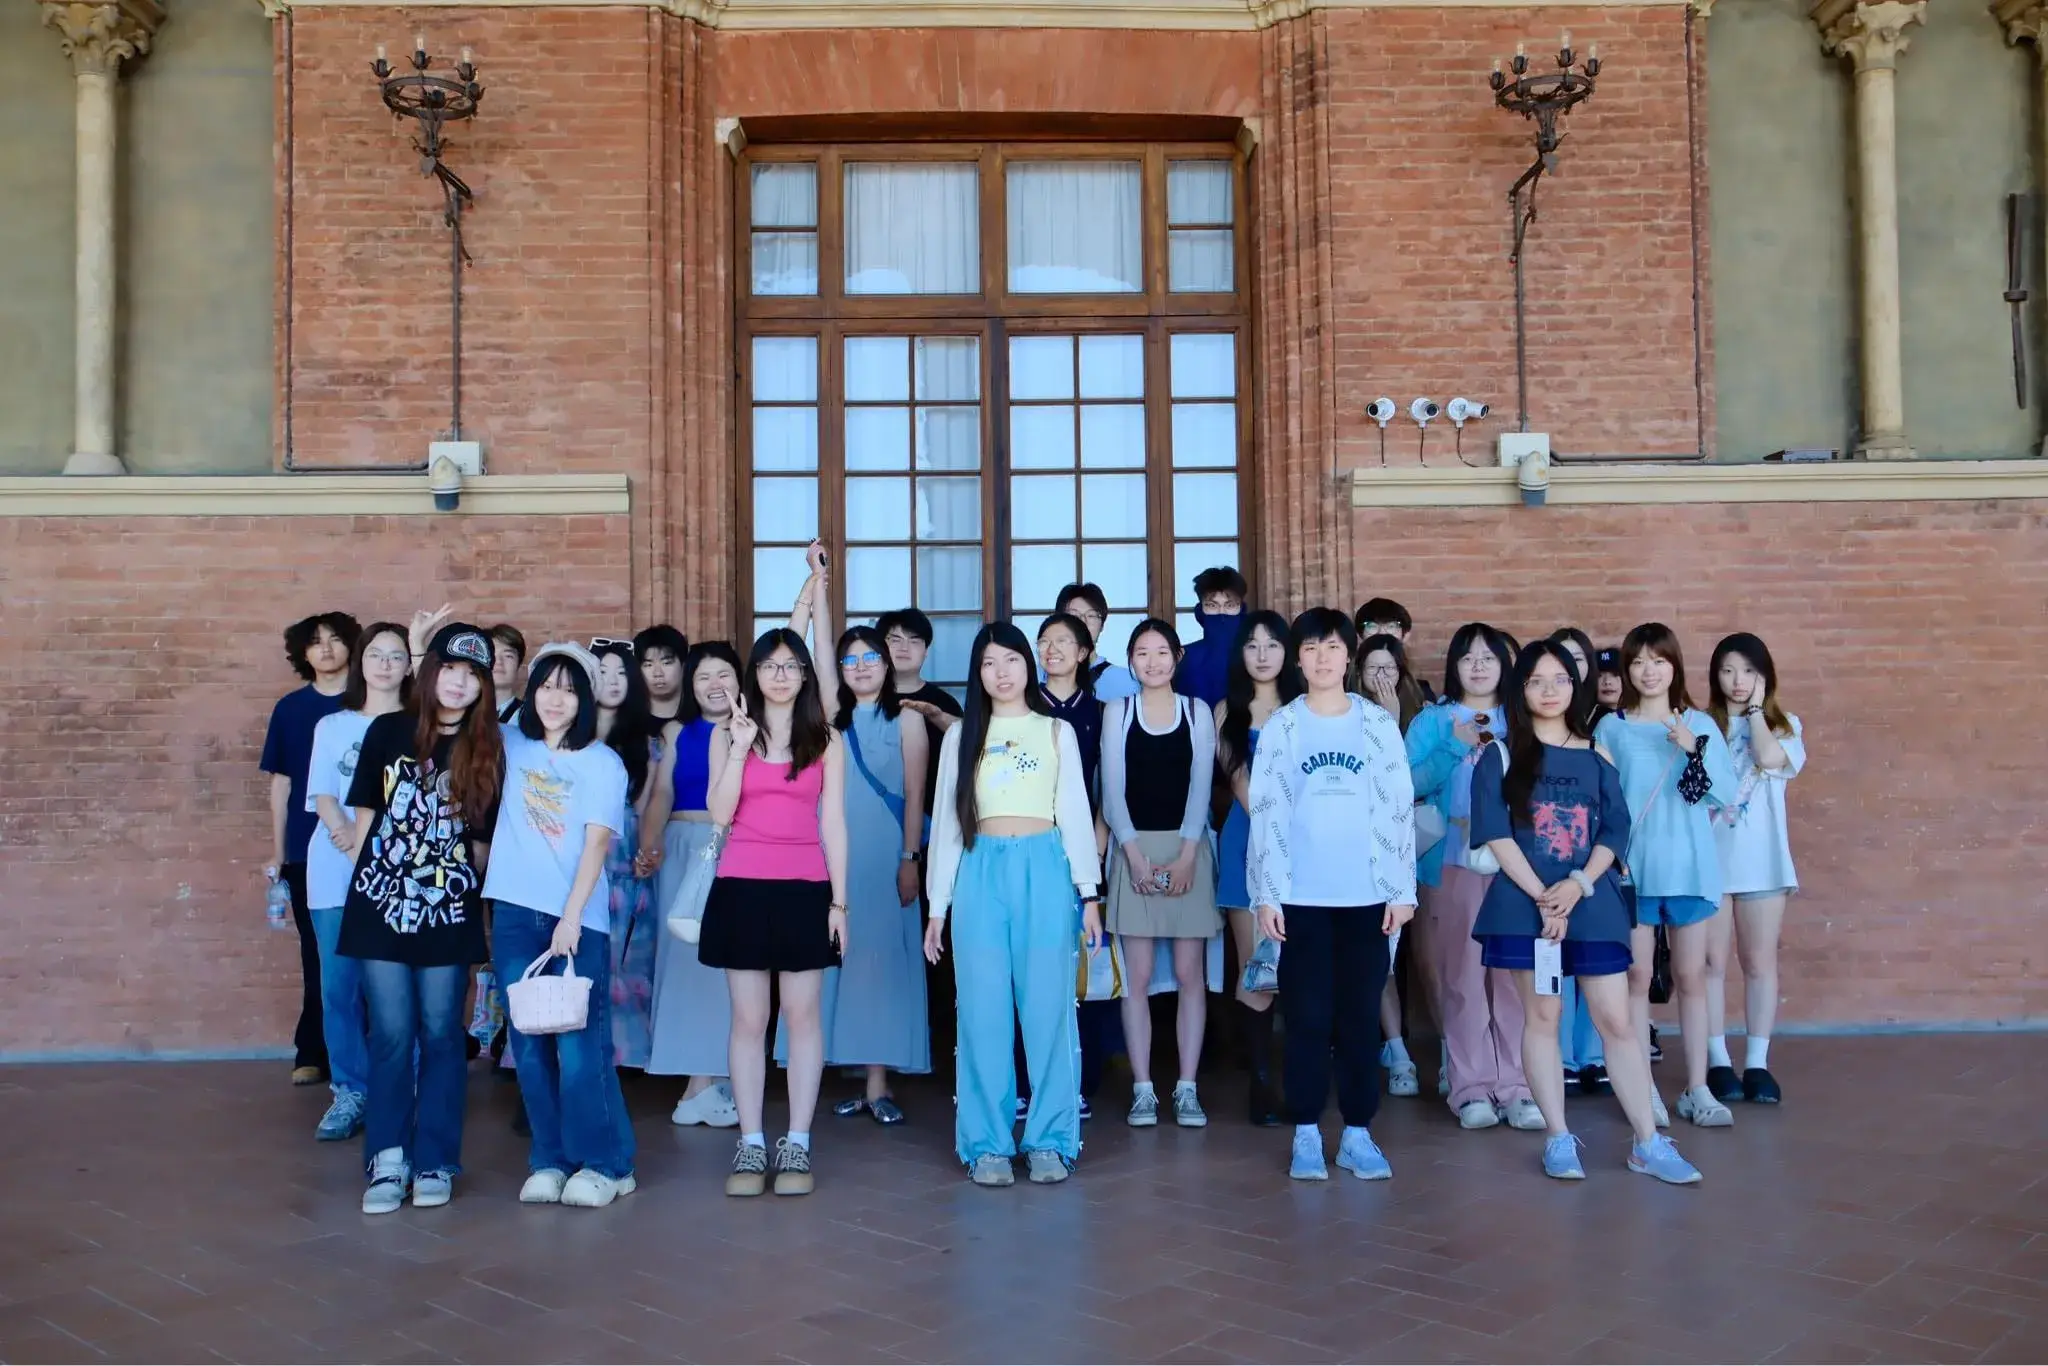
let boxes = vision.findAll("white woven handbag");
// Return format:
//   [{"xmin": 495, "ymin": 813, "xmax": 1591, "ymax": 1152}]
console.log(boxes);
[{"xmin": 504, "ymin": 951, "xmax": 592, "ymax": 1036}]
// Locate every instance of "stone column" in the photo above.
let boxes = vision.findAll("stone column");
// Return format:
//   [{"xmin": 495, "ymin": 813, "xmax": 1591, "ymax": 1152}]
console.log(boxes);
[
  {"xmin": 1996, "ymin": 0, "xmax": 2048, "ymax": 452},
  {"xmin": 1813, "ymin": 0, "xmax": 1924, "ymax": 461},
  {"xmin": 41, "ymin": 0, "xmax": 164, "ymax": 476}
]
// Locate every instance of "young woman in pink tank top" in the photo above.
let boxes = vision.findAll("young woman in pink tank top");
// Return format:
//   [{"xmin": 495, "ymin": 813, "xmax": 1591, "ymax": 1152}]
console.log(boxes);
[{"xmin": 697, "ymin": 561, "xmax": 849, "ymax": 1199}]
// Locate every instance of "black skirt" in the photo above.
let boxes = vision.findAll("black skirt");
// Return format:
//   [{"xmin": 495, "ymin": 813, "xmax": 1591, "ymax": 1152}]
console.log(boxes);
[{"xmin": 697, "ymin": 876, "xmax": 839, "ymax": 973}]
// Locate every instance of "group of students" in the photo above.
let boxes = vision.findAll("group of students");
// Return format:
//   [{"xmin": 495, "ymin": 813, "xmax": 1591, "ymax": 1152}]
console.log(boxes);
[{"xmin": 258, "ymin": 551, "xmax": 1804, "ymax": 1210}]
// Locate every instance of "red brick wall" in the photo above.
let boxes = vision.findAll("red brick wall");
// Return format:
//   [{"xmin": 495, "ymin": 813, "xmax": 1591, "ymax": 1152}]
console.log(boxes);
[
  {"xmin": 5, "ymin": 8, "xmax": 2036, "ymax": 1054},
  {"xmin": 0, "ymin": 516, "xmax": 631, "ymax": 1055},
  {"xmin": 1342, "ymin": 499, "xmax": 2048, "ymax": 1028}
]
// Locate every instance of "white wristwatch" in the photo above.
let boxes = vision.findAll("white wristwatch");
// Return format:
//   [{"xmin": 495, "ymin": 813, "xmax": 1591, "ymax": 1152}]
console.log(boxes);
[{"xmin": 1568, "ymin": 869, "xmax": 1598, "ymax": 899}]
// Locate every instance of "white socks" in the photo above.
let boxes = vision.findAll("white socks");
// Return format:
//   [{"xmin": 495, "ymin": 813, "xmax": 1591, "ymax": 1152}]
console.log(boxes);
[
  {"xmin": 1707, "ymin": 1034, "xmax": 1731, "ymax": 1069},
  {"xmin": 787, "ymin": 1131, "xmax": 811, "ymax": 1152},
  {"xmin": 741, "ymin": 1131, "xmax": 765, "ymax": 1148},
  {"xmin": 1746, "ymin": 1036, "xmax": 1771, "ymax": 1071},
  {"xmin": 1133, "ymin": 1081, "xmax": 1156, "ymax": 1099},
  {"xmin": 1383, "ymin": 1037, "xmax": 1412, "ymax": 1067}
]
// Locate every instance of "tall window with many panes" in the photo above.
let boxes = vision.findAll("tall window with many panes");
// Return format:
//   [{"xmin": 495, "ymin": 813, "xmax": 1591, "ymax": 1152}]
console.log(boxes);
[{"xmin": 740, "ymin": 145, "xmax": 1248, "ymax": 687}]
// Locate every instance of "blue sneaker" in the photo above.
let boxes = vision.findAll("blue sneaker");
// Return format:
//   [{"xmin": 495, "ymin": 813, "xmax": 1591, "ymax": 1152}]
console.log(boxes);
[
  {"xmin": 1335, "ymin": 1127, "xmax": 1392, "ymax": 1181},
  {"xmin": 315, "ymin": 1089, "xmax": 365, "ymax": 1142},
  {"xmin": 1289, "ymin": 1129, "xmax": 1328, "ymax": 1181},
  {"xmin": 1629, "ymin": 1134, "xmax": 1702, "ymax": 1185},
  {"xmin": 1542, "ymin": 1133, "xmax": 1586, "ymax": 1180}
]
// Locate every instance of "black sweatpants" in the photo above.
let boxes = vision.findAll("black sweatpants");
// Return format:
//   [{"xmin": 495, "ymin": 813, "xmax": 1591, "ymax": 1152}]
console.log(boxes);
[
  {"xmin": 283, "ymin": 862, "xmax": 327, "ymax": 1073},
  {"xmin": 1276, "ymin": 903, "xmax": 1389, "ymax": 1129}
]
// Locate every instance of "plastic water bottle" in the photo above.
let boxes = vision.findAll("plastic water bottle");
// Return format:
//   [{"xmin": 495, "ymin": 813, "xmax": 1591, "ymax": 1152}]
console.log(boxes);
[{"xmin": 265, "ymin": 873, "xmax": 292, "ymax": 931}]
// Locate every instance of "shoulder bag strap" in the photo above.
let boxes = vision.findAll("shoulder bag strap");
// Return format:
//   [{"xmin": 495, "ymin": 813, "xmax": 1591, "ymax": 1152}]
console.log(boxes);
[
  {"xmin": 844, "ymin": 714, "xmax": 908, "ymax": 828},
  {"xmin": 1621, "ymin": 750, "xmax": 1683, "ymax": 875}
]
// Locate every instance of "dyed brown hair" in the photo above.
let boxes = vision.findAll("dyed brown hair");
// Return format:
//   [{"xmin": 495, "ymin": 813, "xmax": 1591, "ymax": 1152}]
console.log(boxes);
[
  {"xmin": 1617, "ymin": 621, "xmax": 1696, "ymax": 714},
  {"xmin": 412, "ymin": 651, "xmax": 504, "ymax": 822}
]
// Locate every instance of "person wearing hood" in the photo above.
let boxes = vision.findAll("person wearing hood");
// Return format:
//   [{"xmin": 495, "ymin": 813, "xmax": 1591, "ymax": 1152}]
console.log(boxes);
[{"xmin": 1173, "ymin": 566, "xmax": 1247, "ymax": 707}]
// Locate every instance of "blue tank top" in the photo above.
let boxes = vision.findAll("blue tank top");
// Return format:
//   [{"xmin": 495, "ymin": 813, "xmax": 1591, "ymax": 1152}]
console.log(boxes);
[{"xmin": 672, "ymin": 718, "xmax": 716, "ymax": 811}]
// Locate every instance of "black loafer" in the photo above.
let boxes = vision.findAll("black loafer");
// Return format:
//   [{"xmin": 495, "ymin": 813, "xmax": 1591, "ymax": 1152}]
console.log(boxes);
[
  {"xmin": 1648, "ymin": 1027, "xmax": 1663, "ymax": 1063},
  {"xmin": 1707, "ymin": 1064, "xmax": 1743, "ymax": 1102},
  {"xmin": 1577, "ymin": 1063, "xmax": 1611, "ymax": 1096},
  {"xmin": 1562, "ymin": 1067, "xmax": 1581, "ymax": 1094},
  {"xmin": 1742, "ymin": 1067, "xmax": 1782, "ymax": 1104}
]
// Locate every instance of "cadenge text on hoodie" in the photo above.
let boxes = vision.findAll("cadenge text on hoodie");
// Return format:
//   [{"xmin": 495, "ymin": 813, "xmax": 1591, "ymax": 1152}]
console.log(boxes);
[{"xmin": 1173, "ymin": 608, "xmax": 1240, "ymax": 707}]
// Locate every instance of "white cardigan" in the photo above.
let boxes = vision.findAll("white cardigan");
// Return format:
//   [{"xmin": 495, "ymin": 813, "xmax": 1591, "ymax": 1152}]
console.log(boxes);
[
  {"xmin": 1247, "ymin": 694, "xmax": 1418, "ymax": 911},
  {"xmin": 924, "ymin": 713, "xmax": 1101, "ymax": 920}
]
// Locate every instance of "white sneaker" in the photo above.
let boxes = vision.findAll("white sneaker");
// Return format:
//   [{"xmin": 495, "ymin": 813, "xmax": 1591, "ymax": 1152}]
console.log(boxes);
[
  {"xmin": 1504, "ymin": 1098, "xmax": 1546, "ymax": 1131},
  {"xmin": 1650, "ymin": 1090, "xmax": 1671, "ymax": 1128},
  {"xmin": 1387, "ymin": 1062, "xmax": 1420, "ymax": 1098},
  {"xmin": 1676, "ymin": 1086, "xmax": 1734, "ymax": 1128},
  {"xmin": 411, "ymin": 1171, "xmax": 453, "ymax": 1209},
  {"xmin": 671, "ymin": 1083, "xmax": 740, "ymax": 1128},
  {"xmin": 561, "ymin": 1169, "xmax": 638, "ymax": 1208},
  {"xmin": 362, "ymin": 1147, "xmax": 409, "ymax": 1215},
  {"xmin": 519, "ymin": 1169, "xmax": 568, "ymax": 1204},
  {"xmin": 1458, "ymin": 1100, "xmax": 1502, "ymax": 1130}
]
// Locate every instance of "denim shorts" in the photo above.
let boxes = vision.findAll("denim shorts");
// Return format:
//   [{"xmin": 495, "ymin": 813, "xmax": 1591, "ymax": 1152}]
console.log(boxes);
[
  {"xmin": 1634, "ymin": 895, "xmax": 1717, "ymax": 928},
  {"xmin": 1478, "ymin": 935, "xmax": 1634, "ymax": 978}
]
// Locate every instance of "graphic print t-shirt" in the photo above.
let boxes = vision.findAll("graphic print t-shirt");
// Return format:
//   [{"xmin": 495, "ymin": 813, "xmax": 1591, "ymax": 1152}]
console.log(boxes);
[
  {"xmin": 1468, "ymin": 741, "xmax": 1633, "ymax": 944},
  {"xmin": 338, "ymin": 712, "xmax": 497, "ymax": 967},
  {"xmin": 481, "ymin": 730, "xmax": 628, "ymax": 933},
  {"xmin": 1286, "ymin": 708, "xmax": 1377, "ymax": 907},
  {"xmin": 302, "ymin": 709, "xmax": 376, "ymax": 910}
]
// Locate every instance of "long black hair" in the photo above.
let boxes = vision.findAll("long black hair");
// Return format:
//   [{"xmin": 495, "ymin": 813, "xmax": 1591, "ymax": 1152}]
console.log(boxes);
[
  {"xmin": 592, "ymin": 640, "xmax": 659, "ymax": 801},
  {"xmin": 1548, "ymin": 626, "xmax": 1600, "ymax": 729},
  {"xmin": 953, "ymin": 622, "xmax": 1054, "ymax": 850},
  {"xmin": 680, "ymin": 641, "xmax": 744, "ymax": 725},
  {"xmin": 1707, "ymin": 631, "xmax": 1792, "ymax": 738},
  {"xmin": 742, "ymin": 627, "xmax": 832, "ymax": 779},
  {"xmin": 341, "ymin": 621, "xmax": 411, "ymax": 713},
  {"xmin": 1351, "ymin": 632, "xmax": 1424, "ymax": 732},
  {"xmin": 1442, "ymin": 622, "xmax": 1514, "ymax": 704},
  {"xmin": 832, "ymin": 625, "xmax": 901, "ymax": 731},
  {"xmin": 1220, "ymin": 609, "xmax": 1299, "ymax": 776},
  {"xmin": 1500, "ymin": 639, "xmax": 1592, "ymax": 826}
]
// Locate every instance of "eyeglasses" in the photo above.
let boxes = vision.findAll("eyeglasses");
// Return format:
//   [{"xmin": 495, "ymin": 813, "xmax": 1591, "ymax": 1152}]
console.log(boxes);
[
  {"xmin": 840, "ymin": 651, "xmax": 884, "ymax": 669},
  {"xmin": 1364, "ymin": 665, "xmax": 1400, "ymax": 678},
  {"xmin": 590, "ymin": 637, "xmax": 635, "ymax": 654},
  {"xmin": 363, "ymin": 649, "xmax": 410, "ymax": 667},
  {"xmin": 759, "ymin": 661, "xmax": 806, "ymax": 679}
]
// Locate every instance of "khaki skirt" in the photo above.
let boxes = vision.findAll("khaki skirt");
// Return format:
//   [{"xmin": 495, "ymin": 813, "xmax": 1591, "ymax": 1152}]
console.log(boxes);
[{"xmin": 1107, "ymin": 831, "xmax": 1222, "ymax": 940}]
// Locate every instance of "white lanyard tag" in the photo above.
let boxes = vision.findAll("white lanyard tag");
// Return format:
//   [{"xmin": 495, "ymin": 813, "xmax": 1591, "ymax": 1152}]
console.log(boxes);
[{"xmin": 1533, "ymin": 937, "xmax": 1563, "ymax": 996}]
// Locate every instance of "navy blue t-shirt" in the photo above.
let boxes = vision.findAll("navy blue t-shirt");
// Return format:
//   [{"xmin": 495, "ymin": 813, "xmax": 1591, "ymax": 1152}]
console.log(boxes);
[
  {"xmin": 261, "ymin": 684, "xmax": 348, "ymax": 864},
  {"xmin": 1468, "ymin": 740, "xmax": 1634, "ymax": 944}
]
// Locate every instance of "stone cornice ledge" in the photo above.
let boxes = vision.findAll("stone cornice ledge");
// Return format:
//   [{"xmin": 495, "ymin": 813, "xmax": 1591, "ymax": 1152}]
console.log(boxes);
[
  {"xmin": 1350, "ymin": 459, "xmax": 2048, "ymax": 508},
  {"xmin": 267, "ymin": 0, "xmax": 1690, "ymax": 27},
  {"xmin": 0, "ymin": 473, "xmax": 630, "ymax": 517}
]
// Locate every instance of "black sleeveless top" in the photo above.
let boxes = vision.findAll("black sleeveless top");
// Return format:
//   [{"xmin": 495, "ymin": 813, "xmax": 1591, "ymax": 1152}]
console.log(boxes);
[{"xmin": 1124, "ymin": 701, "xmax": 1193, "ymax": 831}]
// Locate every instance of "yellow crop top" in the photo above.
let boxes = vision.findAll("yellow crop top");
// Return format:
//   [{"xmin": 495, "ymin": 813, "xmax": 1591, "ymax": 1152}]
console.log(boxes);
[{"xmin": 974, "ymin": 713, "xmax": 1061, "ymax": 820}]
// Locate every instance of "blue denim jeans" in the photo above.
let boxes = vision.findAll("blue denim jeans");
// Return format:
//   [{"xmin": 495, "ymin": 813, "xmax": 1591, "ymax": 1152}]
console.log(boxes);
[
  {"xmin": 309, "ymin": 907, "xmax": 369, "ymax": 1098},
  {"xmin": 493, "ymin": 902, "xmax": 636, "ymax": 1180},
  {"xmin": 358, "ymin": 958, "xmax": 471, "ymax": 1175}
]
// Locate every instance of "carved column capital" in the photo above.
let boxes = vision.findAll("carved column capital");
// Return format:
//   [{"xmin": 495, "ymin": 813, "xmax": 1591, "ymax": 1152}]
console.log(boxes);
[
  {"xmin": 40, "ymin": 0, "xmax": 165, "ymax": 78},
  {"xmin": 1993, "ymin": 0, "xmax": 2048, "ymax": 54},
  {"xmin": 1689, "ymin": 0, "xmax": 1716, "ymax": 18},
  {"xmin": 1812, "ymin": 0, "xmax": 1926, "ymax": 71}
]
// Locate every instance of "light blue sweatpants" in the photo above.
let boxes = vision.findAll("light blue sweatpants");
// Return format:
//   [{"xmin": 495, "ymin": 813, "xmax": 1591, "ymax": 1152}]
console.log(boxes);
[{"xmin": 952, "ymin": 831, "xmax": 1082, "ymax": 1167}]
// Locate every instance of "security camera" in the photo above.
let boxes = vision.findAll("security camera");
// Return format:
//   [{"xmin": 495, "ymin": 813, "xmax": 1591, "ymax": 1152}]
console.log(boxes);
[
  {"xmin": 1409, "ymin": 398, "xmax": 1440, "ymax": 427},
  {"xmin": 429, "ymin": 454, "xmax": 464, "ymax": 512},
  {"xmin": 1447, "ymin": 397, "xmax": 1491, "ymax": 428},
  {"xmin": 1366, "ymin": 397, "xmax": 1397, "ymax": 427}
]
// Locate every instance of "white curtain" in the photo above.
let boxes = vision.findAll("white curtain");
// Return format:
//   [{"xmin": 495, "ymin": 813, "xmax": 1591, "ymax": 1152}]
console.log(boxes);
[
  {"xmin": 1008, "ymin": 162, "xmax": 1142, "ymax": 294},
  {"xmin": 845, "ymin": 164, "xmax": 979, "ymax": 295},
  {"xmin": 751, "ymin": 164, "xmax": 818, "ymax": 296}
]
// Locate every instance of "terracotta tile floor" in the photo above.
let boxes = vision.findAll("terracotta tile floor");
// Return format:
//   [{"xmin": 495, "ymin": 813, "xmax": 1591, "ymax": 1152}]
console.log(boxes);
[{"xmin": 3, "ymin": 1034, "xmax": 2046, "ymax": 1364}]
